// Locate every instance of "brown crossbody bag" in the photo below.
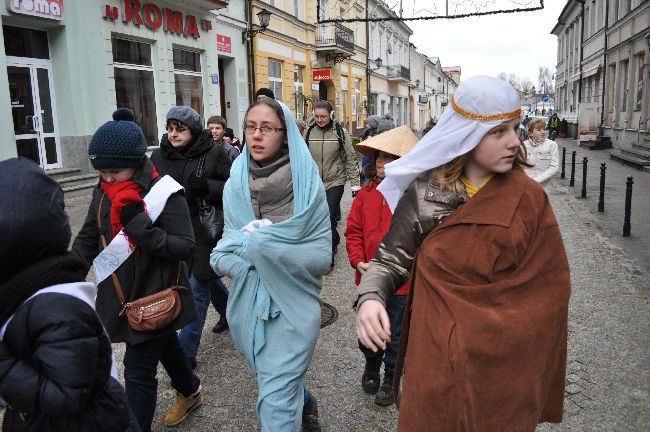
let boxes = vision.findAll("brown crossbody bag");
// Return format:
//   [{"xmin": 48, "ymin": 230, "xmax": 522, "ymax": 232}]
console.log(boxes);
[{"xmin": 98, "ymin": 193, "xmax": 186, "ymax": 332}]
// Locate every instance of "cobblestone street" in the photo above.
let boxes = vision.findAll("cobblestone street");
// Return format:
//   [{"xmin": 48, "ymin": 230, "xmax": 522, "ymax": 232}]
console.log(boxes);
[{"xmin": 3, "ymin": 160, "xmax": 648, "ymax": 431}]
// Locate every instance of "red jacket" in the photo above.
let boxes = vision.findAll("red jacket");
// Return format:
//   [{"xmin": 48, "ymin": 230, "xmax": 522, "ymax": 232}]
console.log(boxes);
[{"xmin": 345, "ymin": 178, "xmax": 410, "ymax": 295}]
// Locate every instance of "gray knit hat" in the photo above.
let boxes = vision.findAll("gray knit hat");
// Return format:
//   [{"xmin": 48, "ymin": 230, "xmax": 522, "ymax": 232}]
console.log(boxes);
[
  {"xmin": 376, "ymin": 114, "xmax": 396, "ymax": 134},
  {"xmin": 366, "ymin": 115, "xmax": 381, "ymax": 129},
  {"xmin": 166, "ymin": 106, "xmax": 203, "ymax": 136},
  {"xmin": 88, "ymin": 108, "xmax": 148, "ymax": 169}
]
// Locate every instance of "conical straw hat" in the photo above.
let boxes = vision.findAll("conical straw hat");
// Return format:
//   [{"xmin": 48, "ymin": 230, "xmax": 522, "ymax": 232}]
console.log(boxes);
[{"xmin": 355, "ymin": 125, "xmax": 418, "ymax": 158}]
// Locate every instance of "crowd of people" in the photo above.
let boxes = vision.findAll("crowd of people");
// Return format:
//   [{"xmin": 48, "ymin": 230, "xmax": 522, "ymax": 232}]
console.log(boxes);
[{"xmin": 0, "ymin": 76, "xmax": 569, "ymax": 432}]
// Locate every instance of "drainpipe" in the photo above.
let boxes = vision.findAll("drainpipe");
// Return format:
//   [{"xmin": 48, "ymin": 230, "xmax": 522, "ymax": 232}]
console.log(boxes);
[
  {"xmin": 577, "ymin": 0, "xmax": 585, "ymax": 137},
  {"xmin": 598, "ymin": 0, "xmax": 609, "ymax": 136},
  {"xmin": 245, "ymin": 0, "xmax": 256, "ymax": 102},
  {"xmin": 365, "ymin": 0, "xmax": 371, "ymax": 116}
]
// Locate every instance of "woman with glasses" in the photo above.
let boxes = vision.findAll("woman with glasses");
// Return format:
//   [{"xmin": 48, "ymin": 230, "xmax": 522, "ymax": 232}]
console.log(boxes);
[
  {"xmin": 150, "ymin": 107, "xmax": 232, "ymax": 370},
  {"xmin": 211, "ymin": 98, "xmax": 331, "ymax": 431}
]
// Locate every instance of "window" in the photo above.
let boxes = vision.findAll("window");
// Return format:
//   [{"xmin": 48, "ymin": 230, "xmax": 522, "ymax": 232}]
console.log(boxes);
[
  {"xmin": 620, "ymin": 60, "xmax": 628, "ymax": 111},
  {"xmin": 3, "ymin": 25, "xmax": 49, "ymax": 59},
  {"xmin": 380, "ymin": 99, "xmax": 386, "ymax": 116},
  {"xmin": 294, "ymin": 65, "xmax": 305, "ymax": 119},
  {"xmin": 635, "ymin": 54, "xmax": 644, "ymax": 111},
  {"xmin": 173, "ymin": 48, "xmax": 203, "ymax": 117},
  {"xmin": 370, "ymin": 93, "xmax": 378, "ymax": 116},
  {"xmin": 112, "ymin": 38, "xmax": 158, "ymax": 146},
  {"xmin": 293, "ymin": 0, "xmax": 304, "ymax": 20},
  {"xmin": 268, "ymin": 59, "xmax": 283, "ymax": 102},
  {"xmin": 341, "ymin": 76, "xmax": 348, "ymax": 129},
  {"xmin": 353, "ymin": 78, "xmax": 361, "ymax": 125}
]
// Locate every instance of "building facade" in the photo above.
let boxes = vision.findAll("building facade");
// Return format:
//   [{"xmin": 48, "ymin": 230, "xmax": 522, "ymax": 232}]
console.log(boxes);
[
  {"xmin": 367, "ymin": 0, "xmax": 413, "ymax": 127},
  {"xmin": 248, "ymin": 0, "xmax": 367, "ymax": 133},
  {"xmin": 552, "ymin": 0, "xmax": 649, "ymax": 148},
  {"xmin": 1, "ymin": 0, "xmax": 252, "ymax": 174}
]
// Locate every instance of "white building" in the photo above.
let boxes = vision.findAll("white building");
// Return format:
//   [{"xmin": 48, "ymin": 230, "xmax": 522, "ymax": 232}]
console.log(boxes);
[
  {"xmin": 367, "ymin": 0, "xmax": 414, "ymax": 126},
  {"xmin": 552, "ymin": 0, "xmax": 649, "ymax": 160}
]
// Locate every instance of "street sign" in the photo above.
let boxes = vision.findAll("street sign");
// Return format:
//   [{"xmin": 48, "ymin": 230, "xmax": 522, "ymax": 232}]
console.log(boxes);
[
  {"xmin": 211, "ymin": 74, "xmax": 219, "ymax": 84},
  {"xmin": 217, "ymin": 34, "xmax": 231, "ymax": 53},
  {"xmin": 542, "ymin": 95, "xmax": 549, "ymax": 102}
]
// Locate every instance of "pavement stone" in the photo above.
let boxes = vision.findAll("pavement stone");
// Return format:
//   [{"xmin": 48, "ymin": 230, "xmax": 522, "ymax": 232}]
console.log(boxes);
[{"xmin": 2, "ymin": 156, "xmax": 649, "ymax": 431}]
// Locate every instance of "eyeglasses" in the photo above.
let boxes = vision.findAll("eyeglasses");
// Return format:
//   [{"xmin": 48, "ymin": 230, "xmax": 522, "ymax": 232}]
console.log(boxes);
[
  {"xmin": 166, "ymin": 125, "xmax": 189, "ymax": 134},
  {"xmin": 243, "ymin": 125, "xmax": 285, "ymax": 136}
]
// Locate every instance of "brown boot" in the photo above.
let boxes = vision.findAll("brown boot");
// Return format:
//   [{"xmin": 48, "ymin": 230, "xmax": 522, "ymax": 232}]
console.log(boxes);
[{"xmin": 163, "ymin": 386, "xmax": 203, "ymax": 427}]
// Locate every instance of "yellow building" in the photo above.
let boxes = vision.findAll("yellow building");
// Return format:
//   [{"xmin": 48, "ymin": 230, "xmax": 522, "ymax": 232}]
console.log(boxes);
[{"xmin": 247, "ymin": 0, "xmax": 367, "ymax": 132}]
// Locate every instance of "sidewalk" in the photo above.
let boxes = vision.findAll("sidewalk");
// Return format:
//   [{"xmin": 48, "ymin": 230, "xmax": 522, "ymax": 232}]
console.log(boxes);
[{"xmin": 552, "ymin": 138, "xmax": 649, "ymax": 274}]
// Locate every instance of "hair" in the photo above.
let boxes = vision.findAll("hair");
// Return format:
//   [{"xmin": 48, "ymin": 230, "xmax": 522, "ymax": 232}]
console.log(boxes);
[
  {"xmin": 166, "ymin": 118, "xmax": 190, "ymax": 130},
  {"xmin": 207, "ymin": 115, "xmax": 226, "ymax": 127},
  {"xmin": 313, "ymin": 101, "xmax": 334, "ymax": 113},
  {"xmin": 432, "ymin": 138, "xmax": 532, "ymax": 192},
  {"xmin": 527, "ymin": 118, "xmax": 546, "ymax": 135},
  {"xmin": 255, "ymin": 87, "xmax": 275, "ymax": 99}
]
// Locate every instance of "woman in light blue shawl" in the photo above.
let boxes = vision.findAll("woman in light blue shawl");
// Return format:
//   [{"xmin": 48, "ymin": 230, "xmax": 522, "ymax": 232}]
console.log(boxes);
[{"xmin": 210, "ymin": 99, "xmax": 331, "ymax": 431}]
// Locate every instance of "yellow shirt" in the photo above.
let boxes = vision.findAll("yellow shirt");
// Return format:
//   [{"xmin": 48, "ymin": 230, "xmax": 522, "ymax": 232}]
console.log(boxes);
[{"xmin": 460, "ymin": 175, "xmax": 494, "ymax": 198}]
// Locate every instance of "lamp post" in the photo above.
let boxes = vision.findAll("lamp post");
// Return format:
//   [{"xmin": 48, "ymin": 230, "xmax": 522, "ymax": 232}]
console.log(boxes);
[
  {"xmin": 369, "ymin": 57, "xmax": 383, "ymax": 72},
  {"xmin": 243, "ymin": 6, "xmax": 272, "ymax": 102},
  {"xmin": 242, "ymin": 8, "xmax": 272, "ymax": 43}
]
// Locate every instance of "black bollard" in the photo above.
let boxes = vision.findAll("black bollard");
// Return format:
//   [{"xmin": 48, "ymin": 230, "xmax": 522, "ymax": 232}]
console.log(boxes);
[
  {"xmin": 561, "ymin": 147, "xmax": 566, "ymax": 178},
  {"xmin": 581, "ymin": 157, "xmax": 588, "ymax": 198},
  {"xmin": 623, "ymin": 176, "xmax": 633, "ymax": 237},
  {"xmin": 569, "ymin": 151, "xmax": 576, "ymax": 187},
  {"xmin": 598, "ymin": 163, "xmax": 606, "ymax": 212}
]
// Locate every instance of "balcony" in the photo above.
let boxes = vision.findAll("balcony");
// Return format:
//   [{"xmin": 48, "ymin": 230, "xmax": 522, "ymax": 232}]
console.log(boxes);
[
  {"xmin": 387, "ymin": 65, "xmax": 410, "ymax": 82},
  {"xmin": 315, "ymin": 23, "xmax": 354, "ymax": 56}
]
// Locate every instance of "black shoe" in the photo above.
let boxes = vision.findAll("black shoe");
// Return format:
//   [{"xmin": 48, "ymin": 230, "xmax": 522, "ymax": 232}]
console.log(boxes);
[
  {"xmin": 374, "ymin": 373, "xmax": 394, "ymax": 406},
  {"xmin": 301, "ymin": 393, "xmax": 321, "ymax": 432},
  {"xmin": 188, "ymin": 356, "xmax": 197, "ymax": 371},
  {"xmin": 212, "ymin": 317, "xmax": 229, "ymax": 334},
  {"xmin": 361, "ymin": 360, "xmax": 381, "ymax": 394}
]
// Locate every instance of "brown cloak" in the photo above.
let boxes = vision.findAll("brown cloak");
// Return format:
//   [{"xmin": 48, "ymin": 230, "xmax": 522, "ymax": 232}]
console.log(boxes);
[{"xmin": 397, "ymin": 170, "xmax": 570, "ymax": 432}]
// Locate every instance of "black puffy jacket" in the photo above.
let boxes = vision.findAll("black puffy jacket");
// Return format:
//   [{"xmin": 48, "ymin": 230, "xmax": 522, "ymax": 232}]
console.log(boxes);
[
  {"xmin": 151, "ymin": 130, "xmax": 232, "ymax": 280},
  {"xmin": 0, "ymin": 287, "xmax": 138, "ymax": 432}
]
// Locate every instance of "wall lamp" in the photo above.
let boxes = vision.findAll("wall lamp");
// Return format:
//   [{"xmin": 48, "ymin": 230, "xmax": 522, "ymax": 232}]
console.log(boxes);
[
  {"xmin": 242, "ymin": 8, "xmax": 272, "ymax": 43},
  {"xmin": 369, "ymin": 57, "xmax": 383, "ymax": 72}
]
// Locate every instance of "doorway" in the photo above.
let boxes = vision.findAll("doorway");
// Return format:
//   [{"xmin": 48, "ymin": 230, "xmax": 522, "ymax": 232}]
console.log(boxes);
[{"xmin": 8, "ymin": 59, "xmax": 61, "ymax": 169}]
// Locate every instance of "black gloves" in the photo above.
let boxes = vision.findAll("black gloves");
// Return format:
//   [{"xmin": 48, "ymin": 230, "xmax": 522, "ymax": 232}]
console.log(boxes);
[
  {"xmin": 120, "ymin": 201, "xmax": 145, "ymax": 227},
  {"xmin": 187, "ymin": 175, "xmax": 210, "ymax": 197}
]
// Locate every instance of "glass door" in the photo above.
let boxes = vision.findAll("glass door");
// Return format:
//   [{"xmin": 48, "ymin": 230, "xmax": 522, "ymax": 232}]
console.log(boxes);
[{"xmin": 7, "ymin": 60, "xmax": 61, "ymax": 169}]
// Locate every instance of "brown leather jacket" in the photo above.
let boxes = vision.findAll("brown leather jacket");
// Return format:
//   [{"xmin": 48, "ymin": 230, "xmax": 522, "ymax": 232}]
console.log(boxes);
[{"xmin": 355, "ymin": 171, "xmax": 468, "ymax": 307}]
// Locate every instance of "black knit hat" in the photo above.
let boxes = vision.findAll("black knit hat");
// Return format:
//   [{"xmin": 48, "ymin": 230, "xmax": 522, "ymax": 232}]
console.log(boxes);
[{"xmin": 88, "ymin": 108, "xmax": 148, "ymax": 169}]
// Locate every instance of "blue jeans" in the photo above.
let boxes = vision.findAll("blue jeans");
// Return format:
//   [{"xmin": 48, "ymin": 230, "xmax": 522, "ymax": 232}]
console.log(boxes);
[
  {"xmin": 123, "ymin": 334, "xmax": 200, "ymax": 432},
  {"xmin": 178, "ymin": 272, "xmax": 229, "ymax": 359},
  {"xmin": 358, "ymin": 294, "xmax": 407, "ymax": 375},
  {"xmin": 325, "ymin": 185, "xmax": 345, "ymax": 262}
]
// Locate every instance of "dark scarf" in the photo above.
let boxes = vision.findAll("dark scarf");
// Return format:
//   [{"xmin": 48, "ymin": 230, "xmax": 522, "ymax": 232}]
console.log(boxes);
[{"xmin": 0, "ymin": 253, "xmax": 89, "ymax": 327}]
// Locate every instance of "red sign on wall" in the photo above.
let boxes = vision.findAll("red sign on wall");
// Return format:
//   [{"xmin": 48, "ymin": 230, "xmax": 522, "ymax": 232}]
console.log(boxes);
[
  {"xmin": 217, "ymin": 35, "xmax": 231, "ymax": 53},
  {"xmin": 9, "ymin": 0, "xmax": 63, "ymax": 20},
  {"xmin": 313, "ymin": 69, "xmax": 331, "ymax": 81}
]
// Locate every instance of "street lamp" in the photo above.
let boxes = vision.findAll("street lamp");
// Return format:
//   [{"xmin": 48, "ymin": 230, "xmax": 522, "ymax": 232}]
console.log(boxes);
[
  {"xmin": 415, "ymin": 79, "xmax": 421, "ymax": 88},
  {"xmin": 242, "ymin": 8, "xmax": 272, "ymax": 43},
  {"xmin": 369, "ymin": 57, "xmax": 383, "ymax": 72}
]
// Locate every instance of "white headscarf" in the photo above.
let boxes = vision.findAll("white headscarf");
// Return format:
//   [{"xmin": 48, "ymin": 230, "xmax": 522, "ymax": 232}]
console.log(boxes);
[{"xmin": 378, "ymin": 75, "xmax": 521, "ymax": 211}]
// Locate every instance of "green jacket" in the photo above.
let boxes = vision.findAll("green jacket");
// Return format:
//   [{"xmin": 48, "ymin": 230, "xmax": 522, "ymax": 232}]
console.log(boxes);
[{"xmin": 304, "ymin": 120, "xmax": 360, "ymax": 190}]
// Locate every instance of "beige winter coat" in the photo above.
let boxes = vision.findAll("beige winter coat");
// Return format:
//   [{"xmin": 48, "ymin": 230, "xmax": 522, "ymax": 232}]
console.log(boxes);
[{"xmin": 304, "ymin": 121, "xmax": 360, "ymax": 190}]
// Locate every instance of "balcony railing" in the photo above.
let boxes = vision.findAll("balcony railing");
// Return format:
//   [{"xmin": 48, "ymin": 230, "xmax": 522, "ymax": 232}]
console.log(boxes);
[
  {"xmin": 315, "ymin": 22, "xmax": 354, "ymax": 53},
  {"xmin": 387, "ymin": 65, "xmax": 410, "ymax": 80}
]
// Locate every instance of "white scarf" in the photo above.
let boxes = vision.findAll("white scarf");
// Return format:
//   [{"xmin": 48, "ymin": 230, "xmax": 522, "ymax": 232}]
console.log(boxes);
[{"xmin": 378, "ymin": 75, "xmax": 521, "ymax": 211}]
